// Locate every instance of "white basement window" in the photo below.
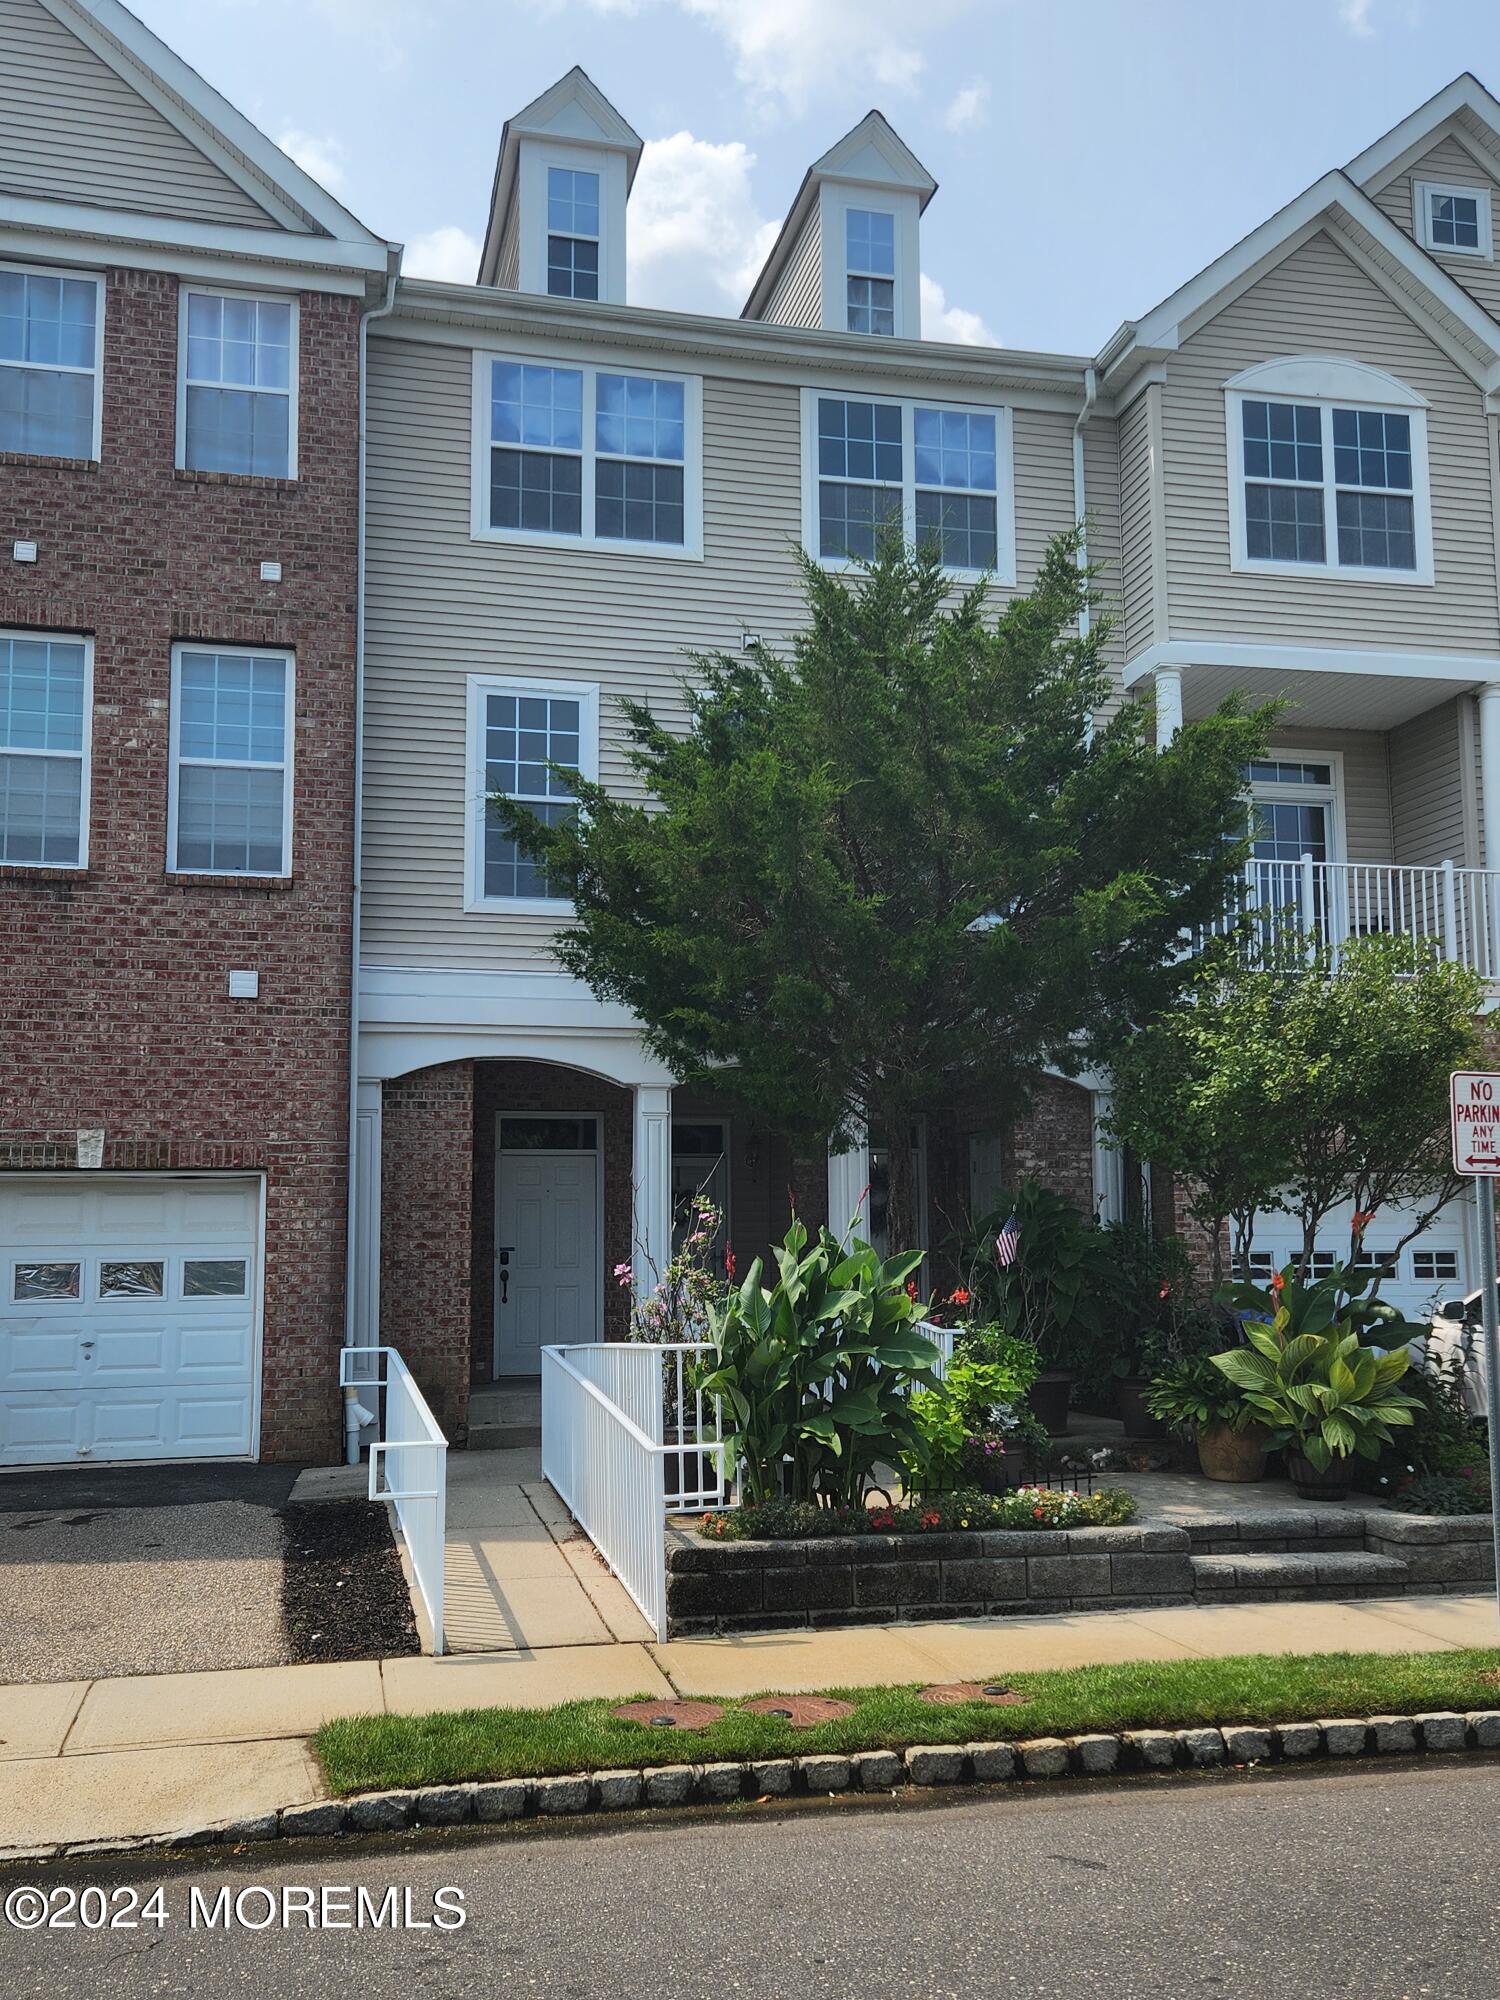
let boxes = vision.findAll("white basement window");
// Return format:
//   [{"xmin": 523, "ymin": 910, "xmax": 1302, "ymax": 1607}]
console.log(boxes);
[
  {"xmin": 1414, "ymin": 179, "xmax": 1493, "ymax": 259},
  {"xmin": 0, "ymin": 630, "xmax": 91, "ymax": 867},
  {"xmin": 466, "ymin": 674, "xmax": 598, "ymax": 911},
  {"xmin": 168, "ymin": 645, "xmax": 294, "ymax": 876},
  {"xmin": 179, "ymin": 289, "xmax": 296, "ymax": 479},
  {"xmin": 1225, "ymin": 360, "xmax": 1434, "ymax": 585},
  {"xmin": 803, "ymin": 390, "xmax": 1014, "ymax": 581},
  {"xmin": 471, "ymin": 354, "xmax": 701, "ymax": 555},
  {"xmin": 0, "ymin": 264, "xmax": 102, "ymax": 460}
]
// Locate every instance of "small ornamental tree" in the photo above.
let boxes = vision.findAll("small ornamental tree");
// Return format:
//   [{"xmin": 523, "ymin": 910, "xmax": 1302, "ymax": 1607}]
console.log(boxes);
[
  {"xmin": 492, "ymin": 533, "xmax": 1272, "ymax": 1251},
  {"xmin": 1108, "ymin": 933, "xmax": 1487, "ymax": 1289}
]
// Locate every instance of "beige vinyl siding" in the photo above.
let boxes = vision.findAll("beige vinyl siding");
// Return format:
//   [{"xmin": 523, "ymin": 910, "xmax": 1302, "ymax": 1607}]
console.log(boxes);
[
  {"xmin": 1117, "ymin": 392, "xmax": 1156, "ymax": 659},
  {"xmin": 763, "ymin": 211, "xmax": 822, "ymax": 328},
  {"xmin": 495, "ymin": 200, "xmax": 519, "ymax": 290},
  {"xmin": 363, "ymin": 333, "xmax": 1081, "ymax": 973},
  {"xmin": 1389, "ymin": 696, "xmax": 1467, "ymax": 866},
  {"xmin": 0, "ymin": 0, "xmax": 279, "ymax": 227},
  {"xmin": 1265, "ymin": 726, "xmax": 1393, "ymax": 863},
  {"xmin": 1082, "ymin": 412, "xmax": 1124, "ymax": 708},
  {"xmin": 1372, "ymin": 135, "xmax": 1500, "ymax": 324},
  {"xmin": 1161, "ymin": 229, "xmax": 1500, "ymax": 655}
]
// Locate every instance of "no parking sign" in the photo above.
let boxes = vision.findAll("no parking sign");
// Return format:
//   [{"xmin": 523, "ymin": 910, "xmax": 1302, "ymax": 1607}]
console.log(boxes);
[
  {"xmin": 1450, "ymin": 1071, "xmax": 1500, "ymax": 1176},
  {"xmin": 1449, "ymin": 1071, "xmax": 1500, "ymax": 1634}
]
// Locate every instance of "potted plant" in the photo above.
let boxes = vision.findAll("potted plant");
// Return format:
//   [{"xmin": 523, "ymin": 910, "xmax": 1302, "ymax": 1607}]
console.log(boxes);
[
  {"xmin": 1145, "ymin": 1358, "xmax": 1269, "ymax": 1481},
  {"xmin": 1212, "ymin": 1266, "xmax": 1422, "ymax": 1500}
]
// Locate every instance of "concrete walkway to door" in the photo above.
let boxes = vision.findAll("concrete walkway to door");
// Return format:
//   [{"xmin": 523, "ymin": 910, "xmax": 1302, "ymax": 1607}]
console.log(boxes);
[{"xmin": 442, "ymin": 1447, "xmax": 655, "ymax": 1651}]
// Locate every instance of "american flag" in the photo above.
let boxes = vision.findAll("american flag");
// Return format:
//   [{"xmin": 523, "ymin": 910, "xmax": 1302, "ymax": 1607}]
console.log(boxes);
[{"xmin": 995, "ymin": 1213, "xmax": 1020, "ymax": 1269}]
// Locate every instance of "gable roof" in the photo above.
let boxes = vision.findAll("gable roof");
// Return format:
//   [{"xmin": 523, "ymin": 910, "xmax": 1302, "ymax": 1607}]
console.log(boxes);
[
  {"xmin": 479, "ymin": 66, "xmax": 643, "ymax": 288},
  {"xmin": 1096, "ymin": 160, "xmax": 1500, "ymax": 402},
  {"xmin": 1344, "ymin": 71, "xmax": 1500, "ymax": 194},
  {"xmin": 0, "ymin": 0, "xmax": 390, "ymax": 280},
  {"xmin": 741, "ymin": 109, "xmax": 936, "ymax": 321}
]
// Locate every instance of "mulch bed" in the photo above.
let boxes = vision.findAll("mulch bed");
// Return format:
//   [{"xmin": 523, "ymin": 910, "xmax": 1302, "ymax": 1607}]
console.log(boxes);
[{"xmin": 279, "ymin": 1500, "xmax": 419, "ymax": 1664}]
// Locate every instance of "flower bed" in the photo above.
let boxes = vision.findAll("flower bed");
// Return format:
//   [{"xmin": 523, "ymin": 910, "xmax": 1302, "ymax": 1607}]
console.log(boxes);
[{"xmin": 698, "ymin": 1486, "xmax": 1137, "ymax": 1542}]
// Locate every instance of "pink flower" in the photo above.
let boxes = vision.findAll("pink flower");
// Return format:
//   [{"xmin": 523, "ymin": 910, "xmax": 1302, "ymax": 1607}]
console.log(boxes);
[{"xmin": 613, "ymin": 1261, "xmax": 633, "ymax": 1289}]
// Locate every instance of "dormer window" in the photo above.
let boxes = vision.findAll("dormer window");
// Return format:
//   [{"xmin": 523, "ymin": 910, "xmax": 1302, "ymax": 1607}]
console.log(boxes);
[
  {"xmin": 1414, "ymin": 179, "xmax": 1493, "ymax": 259},
  {"xmin": 846, "ymin": 208, "xmax": 895, "ymax": 334},
  {"xmin": 546, "ymin": 167, "xmax": 601, "ymax": 299}
]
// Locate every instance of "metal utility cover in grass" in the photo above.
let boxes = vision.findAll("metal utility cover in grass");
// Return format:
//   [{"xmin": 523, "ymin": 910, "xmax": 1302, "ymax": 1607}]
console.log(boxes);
[
  {"xmin": 919, "ymin": 1683, "xmax": 1028, "ymax": 1706},
  {"xmin": 612, "ymin": 1700, "xmax": 726, "ymax": 1730},
  {"xmin": 742, "ymin": 1696, "xmax": 857, "ymax": 1726}
]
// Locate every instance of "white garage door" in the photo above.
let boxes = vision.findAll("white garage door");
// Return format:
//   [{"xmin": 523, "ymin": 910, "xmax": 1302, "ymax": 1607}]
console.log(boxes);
[
  {"xmin": 0, "ymin": 1177, "xmax": 261, "ymax": 1466},
  {"xmin": 1243, "ymin": 1196, "xmax": 1469, "ymax": 1324}
]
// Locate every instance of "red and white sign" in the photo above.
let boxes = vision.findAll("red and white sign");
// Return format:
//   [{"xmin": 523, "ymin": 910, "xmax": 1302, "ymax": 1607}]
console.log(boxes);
[{"xmin": 1451, "ymin": 1071, "xmax": 1500, "ymax": 1177}]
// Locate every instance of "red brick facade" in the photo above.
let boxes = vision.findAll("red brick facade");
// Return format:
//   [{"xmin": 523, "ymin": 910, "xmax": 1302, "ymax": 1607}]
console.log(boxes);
[
  {"xmin": 380, "ymin": 1064, "xmax": 475, "ymax": 1442},
  {"xmin": 0, "ymin": 267, "xmax": 361, "ymax": 1462}
]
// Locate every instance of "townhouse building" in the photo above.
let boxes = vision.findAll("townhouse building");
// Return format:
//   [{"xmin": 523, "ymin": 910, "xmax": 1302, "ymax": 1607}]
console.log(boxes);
[
  {"xmin": 357, "ymin": 68, "xmax": 1500, "ymax": 1448},
  {"xmin": 0, "ymin": 0, "xmax": 394, "ymax": 1466}
]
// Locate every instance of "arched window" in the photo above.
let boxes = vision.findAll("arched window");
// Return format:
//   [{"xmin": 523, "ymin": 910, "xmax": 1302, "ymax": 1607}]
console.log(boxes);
[{"xmin": 1222, "ymin": 356, "xmax": 1433, "ymax": 584}]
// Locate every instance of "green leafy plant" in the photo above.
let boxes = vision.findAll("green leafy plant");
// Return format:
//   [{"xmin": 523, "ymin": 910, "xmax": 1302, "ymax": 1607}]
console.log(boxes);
[
  {"xmin": 957, "ymin": 1182, "xmax": 1118, "ymax": 1380},
  {"xmin": 1145, "ymin": 1357, "xmax": 1255, "ymax": 1435},
  {"xmin": 1382, "ymin": 1469, "xmax": 1491, "ymax": 1517},
  {"xmin": 698, "ymin": 1484, "xmax": 1137, "ymax": 1541},
  {"xmin": 905, "ymin": 1353, "xmax": 1044, "ymax": 1494},
  {"xmin": 1219, "ymin": 1259, "xmax": 1426, "ymax": 1350},
  {"xmin": 1212, "ymin": 1283, "xmax": 1422, "ymax": 1473},
  {"xmin": 693, "ymin": 1219, "xmax": 942, "ymax": 1506}
]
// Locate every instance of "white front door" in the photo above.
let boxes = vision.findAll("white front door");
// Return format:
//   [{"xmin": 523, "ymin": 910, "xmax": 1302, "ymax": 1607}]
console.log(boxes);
[
  {"xmin": 495, "ymin": 1118, "xmax": 601, "ymax": 1374},
  {"xmin": 0, "ymin": 1175, "xmax": 261, "ymax": 1466}
]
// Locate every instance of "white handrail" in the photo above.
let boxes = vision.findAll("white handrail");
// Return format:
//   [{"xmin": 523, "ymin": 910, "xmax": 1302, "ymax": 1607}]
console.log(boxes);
[
  {"xmin": 1213, "ymin": 857, "xmax": 1500, "ymax": 978},
  {"xmin": 340, "ymin": 1343, "xmax": 448, "ymax": 1654}
]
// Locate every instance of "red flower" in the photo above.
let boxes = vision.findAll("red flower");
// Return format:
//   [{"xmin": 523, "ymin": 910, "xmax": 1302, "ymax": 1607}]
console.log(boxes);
[
  {"xmin": 1269, "ymin": 1269, "xmax": 1285, "ymax": 1297},
  {"xmin": 1157, "ymin": 1282, "xmax": 1171, "ymax": 1300},
  {"xmin": 724, "ymin": 1242, "xmax": 737, "ymax": 1282},
  {"xmin": 906, "ymin": 1279, "xmax": 919, "ymax": 1301},
  {"xmin": 949, "ymin": 1287, "xmax": 971, "ymax": 1307}
]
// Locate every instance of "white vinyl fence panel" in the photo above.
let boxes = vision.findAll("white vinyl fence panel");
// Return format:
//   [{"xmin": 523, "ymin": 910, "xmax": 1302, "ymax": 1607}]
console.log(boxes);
[{"xmin": 340, "ymin": 1344, "xmax": 448, "ymax": 1654}]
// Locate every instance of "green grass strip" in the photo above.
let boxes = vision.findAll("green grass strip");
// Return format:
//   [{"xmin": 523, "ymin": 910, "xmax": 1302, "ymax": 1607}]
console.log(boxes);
[{"xmin": 315, "ymin": 1646, "xmax": 1500, "ymax": 1796}]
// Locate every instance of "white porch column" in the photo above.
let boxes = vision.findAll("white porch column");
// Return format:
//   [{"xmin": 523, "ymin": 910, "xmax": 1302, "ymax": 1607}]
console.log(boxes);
[
  {"xmin": 632, "ymin": 1084, "xmax": 674, "ymax": 1301},
  {"xmin": 827, "ymin": 1131, "xmax": 871, "ymax": 1242},
  {"xmin": 1478, "ymin": 684, "xmax": 1500, "ymax": 867},
  {"xmin": 1154, "ymin": 664, "xmax": 1184, "ymax": 750},
  {"xmin": 1090, "ymin": 1088, "xmax": 1125, "ymax": 1224}
]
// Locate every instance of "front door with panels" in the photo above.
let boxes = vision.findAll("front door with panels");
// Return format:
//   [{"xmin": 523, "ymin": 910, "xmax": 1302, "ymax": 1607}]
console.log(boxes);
[
  {"xmin": 0, "ymin": 1176, "xmax": 260, "ymax": 1465},
  {"xmin": 1247, "ymin": 755, "xmax": 1342, "ymax": 940},
  {"xmin": 495, "ymin": 1115, "xmax": 601, "ymax": 1374}
]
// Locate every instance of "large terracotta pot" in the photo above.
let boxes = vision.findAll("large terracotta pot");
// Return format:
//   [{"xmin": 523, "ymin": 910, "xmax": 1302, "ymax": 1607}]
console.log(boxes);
[
  {"xmin": 1196, "ymin": 1421, "xmax": 1269, "ymax": 1483},
  {"xmin": 1285, "ymin": 1449, "xmax": 1349, "ymax": 1500},
  {"xmin": 1026, "ymin": 1371, "xmax": 1075, "ymax": 1436}
]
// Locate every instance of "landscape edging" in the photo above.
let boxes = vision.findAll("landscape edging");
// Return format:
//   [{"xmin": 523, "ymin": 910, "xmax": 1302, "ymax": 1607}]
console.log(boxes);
[{"xmin": 15, "ymin": 1708, "xmax": 1500, "ymax": 1864}]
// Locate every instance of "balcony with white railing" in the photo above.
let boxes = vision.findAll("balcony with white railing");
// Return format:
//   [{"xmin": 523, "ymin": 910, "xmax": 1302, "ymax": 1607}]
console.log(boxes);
[{"xmin": 1212, "ymin": 856, "xmax": 1500, "ymax": 981}]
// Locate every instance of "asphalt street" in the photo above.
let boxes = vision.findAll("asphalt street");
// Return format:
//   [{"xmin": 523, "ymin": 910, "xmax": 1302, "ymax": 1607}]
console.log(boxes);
[{"xmin": 2, "ymin": 1760, "xmax": 1497, "ymax": 1999}]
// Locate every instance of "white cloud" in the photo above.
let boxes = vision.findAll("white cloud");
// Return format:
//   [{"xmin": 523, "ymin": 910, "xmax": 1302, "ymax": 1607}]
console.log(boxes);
[
  {"xmin": 627, "ymin": 131, "xmax": 778, "ymax": 311},
  {"xmin": 276, "ymin": 128, "xmax": 347, "ymax": 192},
  {"xmin": 1338, "ymin": 0, "xmax": 1376, "ymax": 34},
  {"xmin": 404, "ymin": 225, "xmax": 482, "ymax": 283},
  {"xmin": 920, "ymin": 273, "xmax": 995, "ymax": 346},
  {"xmin": 944, "ymin": 81, "xmax": 989, "ymax": 133}
]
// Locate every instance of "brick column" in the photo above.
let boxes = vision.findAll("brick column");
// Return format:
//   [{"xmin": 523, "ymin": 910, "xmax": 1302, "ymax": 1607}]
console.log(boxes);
[{"xmin": 379, "ymin": 1062, "xmax": 475, "ymax": 1443}]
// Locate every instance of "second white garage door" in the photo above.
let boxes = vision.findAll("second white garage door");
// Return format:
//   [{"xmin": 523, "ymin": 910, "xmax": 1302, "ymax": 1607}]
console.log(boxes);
[{"xmin": 0, "ymin": 1176, "xmax": 261, "ymax": 1466}]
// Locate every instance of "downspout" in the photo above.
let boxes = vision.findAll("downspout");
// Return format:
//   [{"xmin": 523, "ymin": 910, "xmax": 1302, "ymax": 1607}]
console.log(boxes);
[
  {"xmin": 1072, "ymin": 364, "xmax": 1097, "ymax": 640},
  {"xmin": 343, "ymin": 246, "xmax": 402, "ymax": 1464}
]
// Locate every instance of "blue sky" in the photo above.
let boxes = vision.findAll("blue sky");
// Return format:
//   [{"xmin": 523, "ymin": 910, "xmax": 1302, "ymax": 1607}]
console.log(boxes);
[{"xmin": 130, "ymin": 0, "xmax": 1500, "ymax": 354}]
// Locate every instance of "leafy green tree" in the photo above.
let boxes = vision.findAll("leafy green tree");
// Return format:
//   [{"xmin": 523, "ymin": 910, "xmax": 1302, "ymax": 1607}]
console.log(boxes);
[
  {"xmin": 1108, "ymin": 934, "xmax": 1486, "ymax": 1288},
  {"xmin": 493, "ymin": 533, "xmax": 1271, "ymax": 1250}
]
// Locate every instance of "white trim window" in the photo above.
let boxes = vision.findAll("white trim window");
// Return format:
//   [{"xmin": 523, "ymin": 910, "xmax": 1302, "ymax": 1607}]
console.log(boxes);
[
  {"xmin": 178, "ymin": 288, "xmax": 297, "ymax": 479},
  {"xmin": 472, "ymin": 353, "xmax": 701, "ymax": 556},
  {"xmin": 1414, "ymin": 178, "xmax": 1494, "ymax": 259},
  {"xmin": 845, "ymin": 207, "xmax": 896, "ymax": 335},
  {"xmin": 1225, "ymin": 365, "xmax": 1433, "ymax": 585},
  {"xmin": 546, "ymin": 166, "xmax": 601, "ymax": 300},
  {"xmin": 0, "ymin": 264, "xmax": 103, "ymax": 461},
  {"xmin": 0, "ymin": 631, "xmax": 91, "ymax": 868},
  {"xmin": 803, "ymin": 389, "xmax": 1014, "ymax": 582},
  {"xmin": 168, "ymin": 645, "xmax": 294, "ymax": 877},
  {"xmin": 466, "ymin": 675, "xmax": 599, "ymax": 912}
]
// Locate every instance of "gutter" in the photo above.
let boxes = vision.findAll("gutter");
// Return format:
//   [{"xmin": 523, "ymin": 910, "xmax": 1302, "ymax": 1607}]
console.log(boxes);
[
  {"xmin": 342, "ymin": 244, "xmax": 402, "ymax": 1465},
  {"xmin": 1072, "ymin": 364, "xmax": 1097, "ymax": 640}
]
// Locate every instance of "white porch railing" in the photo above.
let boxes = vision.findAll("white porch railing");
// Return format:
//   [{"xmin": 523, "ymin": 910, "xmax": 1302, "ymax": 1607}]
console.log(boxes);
[
  {"xmin": 340, "ymin": 1344, "xmax": 448, "ymax": 1655},
  {"xmin": 916, "ymin": 1319, "xmax": 955, "ymax": 1378},
  {"xmin": 541, "ymin": 1342, "xmax": 724, "ymax": 1642},
  {"xmin": 1214, "ymin": 857, "xmax": 1500, "ymax": 978}
]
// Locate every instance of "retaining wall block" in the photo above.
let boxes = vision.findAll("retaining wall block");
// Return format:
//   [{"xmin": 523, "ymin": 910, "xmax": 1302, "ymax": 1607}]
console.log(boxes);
[
  {"xmin": 1416, "ymin": 1711, "xmax": 1467, "ymax": 1753},
  {"xmin": 1124, "ymin": 1729, "xmax": 1178, "ymax": 1769},
  {"xmin": 643, "ymin": 1765, "xmax": 695, "ymax": 1807},
  {"xmin": 697, "ymin": 1763, "xmax": 746, "ymax": 1802},
  {"xmin": 1178, "ymin": 1728, "xmax": 1226, "ymax": 1767},
  {"xmin": 1319, "ymin": 1720, "xmax": 1369, "ymax": 1756},
  {"xmin": 474, "ymin": 1780, "xmax": 529, "ymax": 1821},
  {"xmin": 1026, "ymin": 1555, "xmax": 1111, "ymax": 1598},
  {"xmin": 593, "ymin": 1771, "xmax": 644, "ymax": 1812},
  {"xmin": 905, "ymin": 1745, "xmax": 968, "ymax": 1786},
  {"xmin": 1369, "ymin": 1716, "xmax": 1418, "ymax": 1754},
  {"xmin": 1467, "ymin": 1711, "xmax": 1500, "ymax": 1748},
  {"xmin": 750, "ymin": 1759, "xmax": 797, "ymax": 1796},
  {"xmin": 800, "ymin": 1754, "xmax": 853, "ymax": 1792},
  {"xmin": 1110, "ymin": 1552, "xmax": 1196, "ymax": 1596},
  {"xmin": 1016, "ymin": 1737, "xmax": 1069, "ymax": 1779},
  {"xmin": 1275, "ymin": 1722, "xmax": 1323, "ymax": 1758},
  {"xmin": 1222, "ymin": 1726, "xmax": 1272, "ymax": 1764},
  {"xmin": 853, "ymin": 1749, "xmax": 904, "ymax": 1790},
  {"xmin": 967, "ymin": 1741, "xmax": 1017, "ymax": 1782},
  {"xmin": 1070, "ymin": 1734, "xmax": 1120, "ymax": 1775},
  {"xmin": 346, "ymin": 1791, "xmax": 418, "ymax": 1833},
  {"xmin": 279, "ymin": 1802, "xmax": 348, "ymax": 1838}
]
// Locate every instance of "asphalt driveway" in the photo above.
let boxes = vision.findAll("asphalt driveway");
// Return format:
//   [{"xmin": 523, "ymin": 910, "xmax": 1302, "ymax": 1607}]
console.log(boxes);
[{"xmin": 0, "ymin": 1464, "xmax": 299, "ymax": 1684}]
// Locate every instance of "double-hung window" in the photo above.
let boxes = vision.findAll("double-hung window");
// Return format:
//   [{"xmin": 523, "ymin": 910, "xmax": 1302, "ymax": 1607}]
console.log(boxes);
[
  {"xmin": 1230, "ymin": 383, "xmax": 1431, "ymax": 582},
  {"xmin": 475, "ymin": 354, "xmax": 699, "ymax": 554},
  {"xmin": 546, "ymin": 167, "xmax": 601, "ymax": 300},
  {"xmin": 845, "ymin": 208, "xmax": 896, "ymax": 335},
  {"xmin": 808, "ymin": 391, "xmax": 1010, "ymax": 578},
  {"xmin": 179, "ymin": 289, "xmax": 296, "ymax": 478},
  {"xmin": 467, "ymin": 675, "xmax": 598, "ymax": 910},
  {"xmin": 169, "ymin": 646, "xmax": 293, "ymax": 877},
  {"xmin": 0, "ymin": 265, "xmax": 102, "ymax": 460},
  {"xmin": 0, "ymin": 632, "xmax": 90, "ymax": 867},
  {"xmin": 1415, "ymin": 179, "xmax": 1493, "ymax": 258}
]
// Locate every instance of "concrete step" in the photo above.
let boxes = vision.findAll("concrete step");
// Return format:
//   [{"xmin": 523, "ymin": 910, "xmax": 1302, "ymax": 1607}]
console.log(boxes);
[
  {"xmin": 466, "ymin": 1380, "xmax": 541, "ymax": 1452},
  {"xmin": 468, "ymin": 1423, "xmax": 542, "ymax": 1451},
  {"xmin": 1190, "ymin": 1549, "xmax": 1408, "ymax": 1600}
]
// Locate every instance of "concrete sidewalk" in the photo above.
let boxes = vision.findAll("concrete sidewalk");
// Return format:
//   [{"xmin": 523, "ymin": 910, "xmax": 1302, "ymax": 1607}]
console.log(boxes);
[{"xmin": 3, "ymin": 1590, "xmax": 1496, "ymax": 1854}]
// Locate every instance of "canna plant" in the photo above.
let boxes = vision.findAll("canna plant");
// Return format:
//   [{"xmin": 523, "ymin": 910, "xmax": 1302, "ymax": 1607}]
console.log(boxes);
[{"xmin": 693, "ymin": 1218, "xmax": 942, "ymax": 1506}]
